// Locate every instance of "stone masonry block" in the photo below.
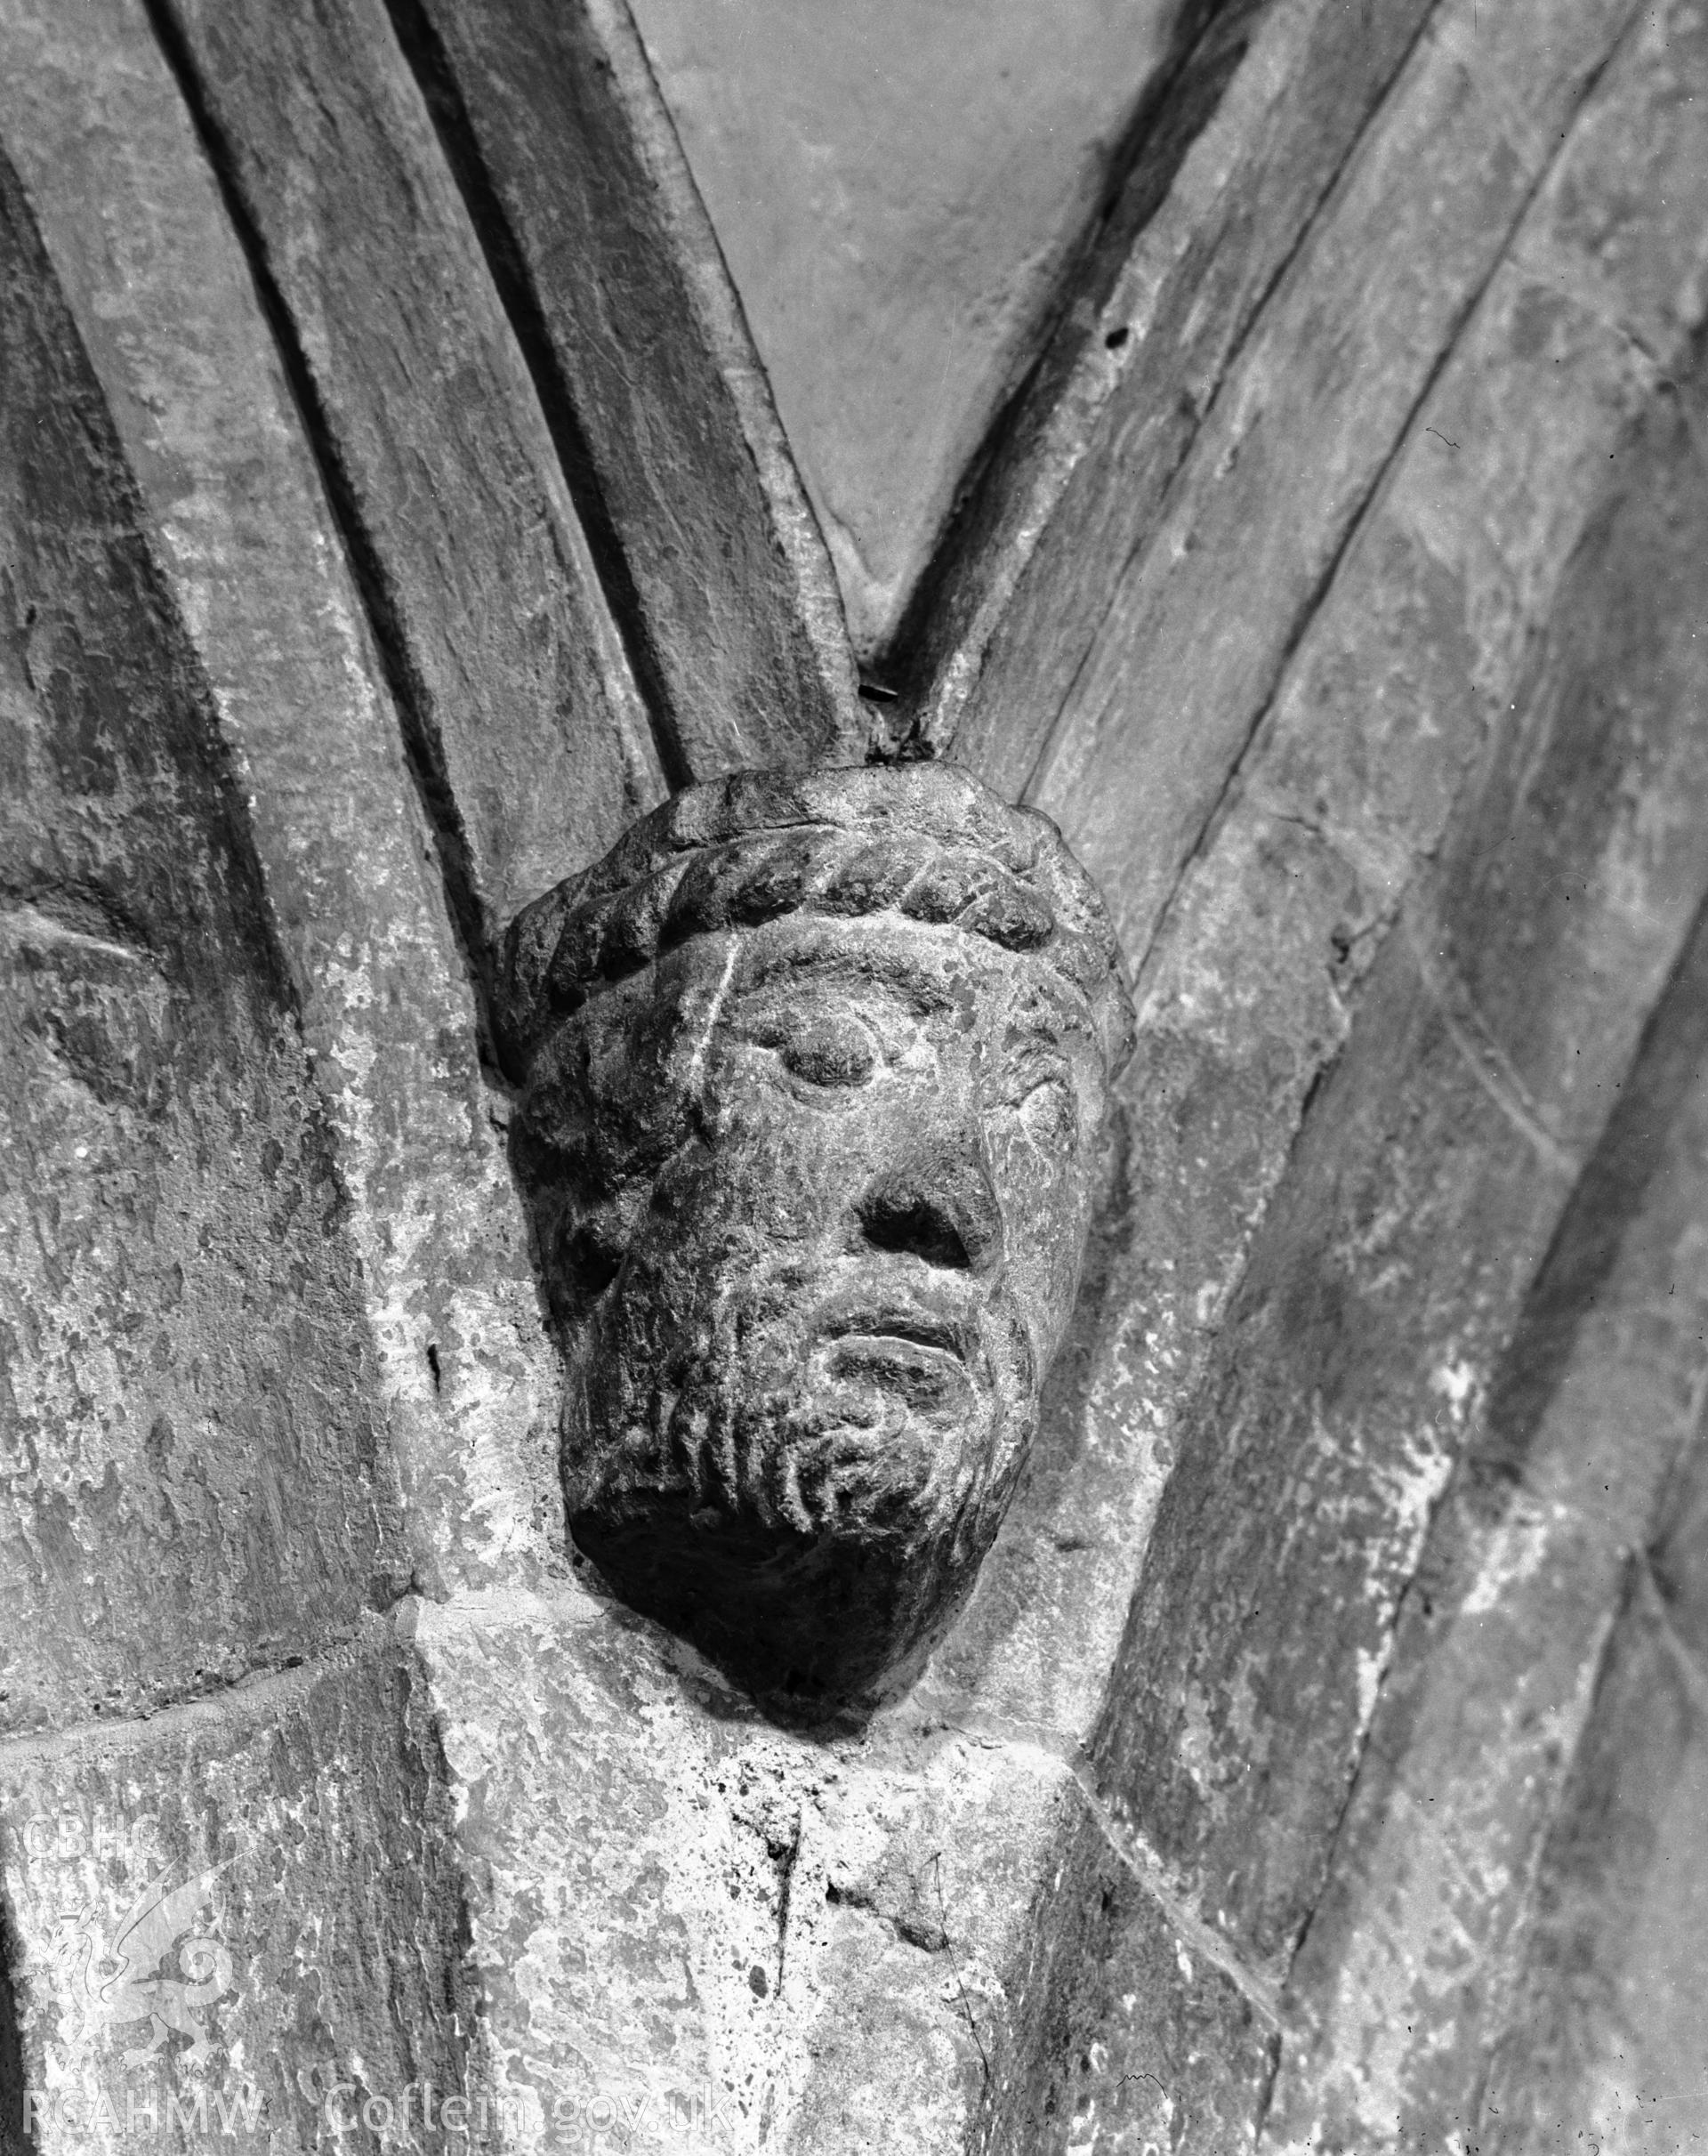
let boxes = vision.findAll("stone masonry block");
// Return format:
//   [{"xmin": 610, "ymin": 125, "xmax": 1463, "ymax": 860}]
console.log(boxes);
[{"xmin": 0, "ymin": 1626, "xmax": 481, "ymax": 2154}]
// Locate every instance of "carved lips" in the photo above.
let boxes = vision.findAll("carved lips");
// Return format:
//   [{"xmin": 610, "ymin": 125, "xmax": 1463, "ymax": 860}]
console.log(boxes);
[{"xmin": 818, "ymin": 1294, "xmax": 979, "ymax": 1408}]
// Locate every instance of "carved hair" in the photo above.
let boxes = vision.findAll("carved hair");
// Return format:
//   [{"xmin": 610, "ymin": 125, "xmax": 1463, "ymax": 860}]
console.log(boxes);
[{"xmin": 495, "ymin": 764, "xmax": 1135, "ymax": 1080}]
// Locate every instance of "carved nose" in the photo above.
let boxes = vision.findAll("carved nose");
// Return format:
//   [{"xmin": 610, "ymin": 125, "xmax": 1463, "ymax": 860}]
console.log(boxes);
[{"xmin": 858, "ymin": 1136, "xmax": 1003, "ymax": 1274}]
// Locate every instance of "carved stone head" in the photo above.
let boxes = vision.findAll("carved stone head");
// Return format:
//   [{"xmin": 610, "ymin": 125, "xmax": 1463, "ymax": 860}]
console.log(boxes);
[{"xmin": 496, "ymin": 766, "xmax": 1133, "ymax": 1709}]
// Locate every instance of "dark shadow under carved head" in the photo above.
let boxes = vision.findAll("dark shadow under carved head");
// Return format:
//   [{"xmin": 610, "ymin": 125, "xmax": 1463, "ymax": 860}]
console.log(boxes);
[{"xmin": 495, "ymin": 765, "xmax": 1134, "ymax": 1715}]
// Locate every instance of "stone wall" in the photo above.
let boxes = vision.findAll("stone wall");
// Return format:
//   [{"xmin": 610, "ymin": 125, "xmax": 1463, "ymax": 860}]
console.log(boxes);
[{"xmin": 0, "ymin": 0, "xmax": 1704, "ymax": 2151}]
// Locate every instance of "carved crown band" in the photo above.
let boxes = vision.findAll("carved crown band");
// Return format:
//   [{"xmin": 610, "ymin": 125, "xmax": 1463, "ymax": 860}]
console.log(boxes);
[{"xmin": 495, "ymin": 765, "xmax": 1137, "ymax": 1079}]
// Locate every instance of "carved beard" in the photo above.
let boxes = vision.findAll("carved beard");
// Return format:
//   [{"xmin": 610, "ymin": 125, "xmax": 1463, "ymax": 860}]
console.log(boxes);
[{"xmin": 561, "ymin": 1248, "xmax": 1037, "ymax": 1704}]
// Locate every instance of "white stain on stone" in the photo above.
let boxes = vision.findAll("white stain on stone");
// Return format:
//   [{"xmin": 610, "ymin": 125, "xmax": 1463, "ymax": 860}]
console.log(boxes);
[
  {"xmin": 1460, "ymin": 1503, "xmax": 1559, "ymax": 1617},
  {"xmin": 1429, "ymin": 1357, "xmax": 1479, "ymax": 1420}
]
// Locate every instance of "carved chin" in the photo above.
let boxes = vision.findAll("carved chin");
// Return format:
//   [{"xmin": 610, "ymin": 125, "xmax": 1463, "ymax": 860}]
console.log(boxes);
[{"xmin": 562, "ymin": 1281, "xmax": 1029, "ymax": 1708}]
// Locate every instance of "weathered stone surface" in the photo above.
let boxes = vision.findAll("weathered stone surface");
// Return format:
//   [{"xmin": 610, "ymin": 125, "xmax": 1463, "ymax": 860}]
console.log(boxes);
[
  {"xmin": 1264, "ymin": 891, "xmax": 1708, "ymax": 2150},
  {"xmin": 1652, "ymin": 1427, "xmax": 1708, "ymax": 1671},
  {"xmin": 1030, "ymin": 10, "xmax": 1708, "ymax": 2112},
  {"xmin": 409, "ymin": 1588, "xmax": 784, "ymax": 2149},
  {"xmin": 1093, "ymin": 328, "xmax": 1708, "ymax": 1968},
  {"xmin": 0, "ymin": 1627, "xmax": 480, "ymax": 2154},
  {"xmin": 497, "ymin": 764, "xmax": 1132, "ymax": 1708},
  {"xmin": 1476, "ymin": 1567, "xmax": 1708, "ymax": 2155},
  {"xmin": 405, "ymin": 0, "xmax": 866, "ymax": 776},
  {"xmin": 1026, "ymin": 0, "xmax": 1641, "ymax": 967},
  {"xmin": 628, "ymin": 0, "xmax": 1180, "ymax": 663},
  {"xmin": 0, "ymin": 0, "xmax": 563, "ymax": 1596},
  {"xmin": 0, "ymin": 137, "xmax": 401, "ymax": 1736},
  {"xmin": 1006, "ymin": 1805, "xmax": 1279, "ymax": 2155},
  {"xmin": 791, "ymin": 1733, "xmax": 1088, "ymax": 2156},
  {"xmin": 154, "ymin": 0, "xmax": 666, "ymax": 943},
  {"xmin": 915, "ymin": 0, "xmax": 1431, "ymax": 768},
  {"xmin": 407, "ymin": 1585, "xmax": 1081, "ymax": 2154}
]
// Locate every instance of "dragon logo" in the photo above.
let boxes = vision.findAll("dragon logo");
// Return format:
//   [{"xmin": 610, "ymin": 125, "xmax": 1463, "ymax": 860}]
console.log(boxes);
[{"xmin": 50, "ymin": 1862, "xmax": 238, "ymax": 2070}]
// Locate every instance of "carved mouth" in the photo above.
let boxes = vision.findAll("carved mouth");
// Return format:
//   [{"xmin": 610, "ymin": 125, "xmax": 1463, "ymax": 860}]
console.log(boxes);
[
  {"xmin": 826, "ymin": 1309, "xmax": 965, "ymax": 1360},
  {"xmin": 819, "ymin": 1302, "xmax": 966, "ymax": 1353},
  {"xmin": 816, "ymin": 1305, "xmax": 978, "ymax": 1416}
]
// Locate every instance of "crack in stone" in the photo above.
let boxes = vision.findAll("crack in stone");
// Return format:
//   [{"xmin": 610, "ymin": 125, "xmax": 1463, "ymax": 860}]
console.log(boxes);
[
  {"xmin": 0, "ymin": 1619, "xmax": 403, "ymax": 1766},
  {"xmin": 1065, "ymin": 1767, "xmax": 1285, "ymax": 2031},
  {"xmin": 1636, "ymin": 1554, "xmax": 1708, "ymax": 1716},
  {"xmin": 1406, "ymin": 917, "xmax": 1585, "ymax": 1183},
  {"xmin": 909, "ymin": 1700, "xmax": 1284, "ymax": 2027},
  {"xmin": 0, "ymin": 1680, "xmax": 270, "ymax": 1763}
]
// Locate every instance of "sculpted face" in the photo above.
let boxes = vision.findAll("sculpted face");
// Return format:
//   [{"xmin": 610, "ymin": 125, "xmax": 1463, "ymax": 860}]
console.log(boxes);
[{"xmin": 499, "ymin": 768, "xmax": 1132, "ymax": 1709}]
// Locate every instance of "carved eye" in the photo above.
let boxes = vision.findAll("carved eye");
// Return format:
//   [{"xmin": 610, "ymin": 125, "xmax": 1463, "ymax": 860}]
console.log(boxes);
[
  {"xmin": 780, "ymin": 1014, "xmax": 876, "ymax": 1088},
  {"xmin": 1003, "ymin": 1055, "xmax": 1077, "ymax": 1147},
  {"xmin": 1020, "ymin": 1076, "xmax": 1076, "ymax": 1143}
]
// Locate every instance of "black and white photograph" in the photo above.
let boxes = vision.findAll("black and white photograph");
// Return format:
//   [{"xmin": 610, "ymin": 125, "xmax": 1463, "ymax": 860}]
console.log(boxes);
[{"xmin": 0, "ymin": 0, "xmax": 1703, "ymax": 2148}]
